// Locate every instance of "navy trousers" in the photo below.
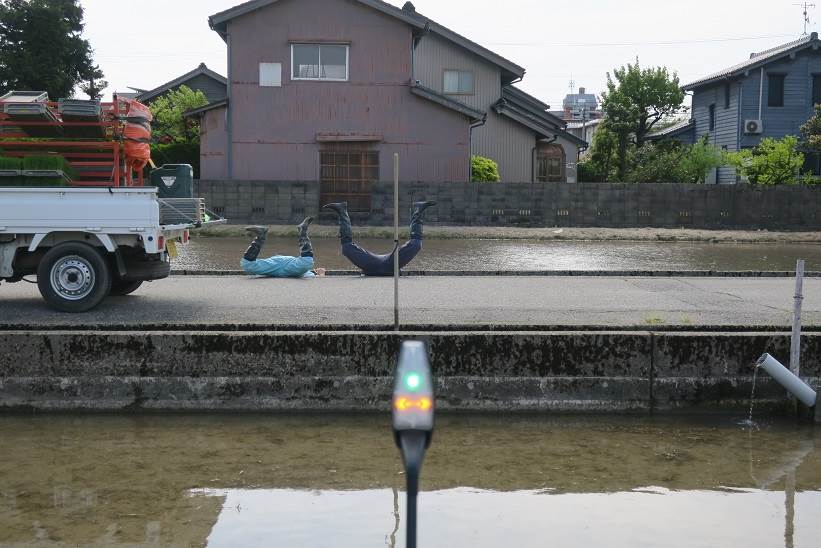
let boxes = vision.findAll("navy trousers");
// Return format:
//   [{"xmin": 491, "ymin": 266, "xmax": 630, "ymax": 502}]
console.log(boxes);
[
  {"xmin": 338, "ymin": 211, "xmax": 423, "ymax": 276},
  {"xmin": 342, "ymin": 239, "xmax": 422, "ymax": 276}
]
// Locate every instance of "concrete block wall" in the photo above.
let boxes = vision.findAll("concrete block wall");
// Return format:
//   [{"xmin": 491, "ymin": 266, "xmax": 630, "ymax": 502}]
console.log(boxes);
[{"xmin": 195, "ymin": 180, "xmax": 821, "ymax": 230}]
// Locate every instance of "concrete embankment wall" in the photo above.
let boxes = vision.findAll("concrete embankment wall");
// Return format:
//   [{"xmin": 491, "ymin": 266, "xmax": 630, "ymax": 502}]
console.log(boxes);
[
  {"xmin": 195, "ymin": 180, "xmax": 821, "ymax": 230},
  {"xmin": 0, "ymin": 331, "xmax": 818, "ymax": 412}
]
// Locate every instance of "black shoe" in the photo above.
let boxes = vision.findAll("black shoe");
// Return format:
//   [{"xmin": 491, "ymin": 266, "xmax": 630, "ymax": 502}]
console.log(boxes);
[
  {"xmin": 245, "ymin": 225, "xmax": 268, "ymax": 239},
  {"xmin": 412, "ymin": 201, "xmax": 437, "ymax": 214},
  {"xmin": 322, "ymin": 202, "xmax": 348, "ymax": 216},
  {"xmin": 297, "ymin": 216, "xmax": 314, "ymax": 231}
]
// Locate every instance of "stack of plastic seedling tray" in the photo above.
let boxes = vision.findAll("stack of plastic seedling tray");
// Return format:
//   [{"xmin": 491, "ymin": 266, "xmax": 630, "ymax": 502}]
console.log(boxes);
[
  {"xmin": 58, "ymin": 99, "xmax": 104, "ymax": 138},
  {"xmin": 2, "ymin": 91, "xmax": 62, "ymax": 138},
  {"xmin": 0, "ymin": 156, "xmax": 22, "ymax": 186}
]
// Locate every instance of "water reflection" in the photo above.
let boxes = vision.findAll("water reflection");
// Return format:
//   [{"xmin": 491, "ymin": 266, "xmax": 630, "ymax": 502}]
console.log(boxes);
[
  {"xmin": 0, "ymin": 415, "xmax": 819, "ymax": 547},
  {"xmin": 176, "ymin": 237, "xmax": 821, "ymax": 272},
  {"xmin": 194, "ymin": 487, "xmax": 821, "ymax": 548}
]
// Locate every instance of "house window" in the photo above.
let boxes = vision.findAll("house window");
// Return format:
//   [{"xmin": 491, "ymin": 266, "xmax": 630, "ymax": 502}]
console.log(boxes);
[
  {"xmin": 443, "ymin": 70, "xmax": 475, "ymax": 94},
  {"xmin": 767, "ymin": 74, "xmax": 785, "ymax": 107},
  {"xmin": 813, "ymin": 75, "xmax": 821, "ymax": 105},
  {"xmin": 708, "ymin": 104, "xmax": 715, "ymax": 131},
  {"xmin": 291, "ymin": 44, "xmax": 349, "ymax": 81},
  {"xmin": 724, "ymin": 83, "xmax": 731, "ymax": 109},
  {"xmin": 536, "ymin": 144, "xmax": 566, "ymax": 183},
  {"xmin": 319, "ymin": 144, "xmax": 378, "ymax": 212}
]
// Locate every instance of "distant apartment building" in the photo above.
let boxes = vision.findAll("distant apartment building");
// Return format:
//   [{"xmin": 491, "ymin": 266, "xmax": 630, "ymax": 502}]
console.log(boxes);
[
  {"xmin": 551, "ymin": 86, "xmax": 602, "ymax": 122},
  {"xmin": 189, "ymin": 0, "xmax": 585, "ymax": 209}
]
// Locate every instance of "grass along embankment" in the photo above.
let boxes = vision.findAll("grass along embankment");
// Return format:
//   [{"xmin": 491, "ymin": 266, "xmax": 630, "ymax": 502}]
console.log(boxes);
[{"xmin": 196, "ymin": 224, "xmax": 821, "ymax": 244}]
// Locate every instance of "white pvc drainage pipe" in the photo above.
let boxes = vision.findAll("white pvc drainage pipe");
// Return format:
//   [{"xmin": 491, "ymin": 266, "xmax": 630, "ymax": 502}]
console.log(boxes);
[{"xmin": 756, "ymin": 353, "xmax": 817, "ymax": 408}]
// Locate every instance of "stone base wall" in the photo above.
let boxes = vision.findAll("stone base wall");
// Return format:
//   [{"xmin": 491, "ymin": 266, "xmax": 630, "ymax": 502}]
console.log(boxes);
[
  {"xmin": 1, "ymin": 330, "xmax": 818, "ymax": 412},
  {"xmin": 195, "ymin": 180, "xmax": 821, "ymax": 230}
]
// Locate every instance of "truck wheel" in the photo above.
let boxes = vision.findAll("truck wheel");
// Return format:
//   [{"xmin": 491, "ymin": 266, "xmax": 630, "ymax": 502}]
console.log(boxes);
[
  {"xmin": 37, "ymin": 242, "xmax": 112, "ymax": 313},
  {"xmin": 110, "ymin": 280, "xmax": 143, "ymax": 296}
]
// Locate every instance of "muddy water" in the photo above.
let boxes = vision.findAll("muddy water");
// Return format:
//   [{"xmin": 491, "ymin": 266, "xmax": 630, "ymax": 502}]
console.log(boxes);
[
  {"xmin": 0, "ymin": 415, "xmax": 820, "ymax": 547},
  {"xmin": 175, "ymin": 237, "xmax": 821, "ymax": 272}
]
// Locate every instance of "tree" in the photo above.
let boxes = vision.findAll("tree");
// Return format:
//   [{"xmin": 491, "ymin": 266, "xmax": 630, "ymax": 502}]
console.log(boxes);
[
  {"xmin": 680, "ymin": 136, "xmax": 726, "ymax": 184},
  {"xmin": 0, "ymin": 0, "xmax": 102, "ymax": 99},
  {"xmin": 725, "ymin": 136, "xmax": 804, "ymax": 185},
  {"xmin": 80, "ymin": 64, "xmax": 107, "ymax": 100},
  {"xmin": 149, "ymin": 86, "xmax": 209, "ymax": 144},
  {"xmin": 471, "ymin": 155, "xmax": 500, "ymax": 182},
  {"xmin": 578, "ymin": 126, "xmax": 620, "ymax": 182},
  {"xmin": 601, "ymin": 59, "xmax": 686, "ymax": 179},
  {"xmin": 800, "ymin": 104, "xmax": 821, "ymax": 152}
]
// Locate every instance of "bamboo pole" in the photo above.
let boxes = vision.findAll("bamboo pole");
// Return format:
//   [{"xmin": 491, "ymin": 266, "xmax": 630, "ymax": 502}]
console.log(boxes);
[{"xmin": 394, "ymin": 153, "xmax": 400, "ymax": 331}]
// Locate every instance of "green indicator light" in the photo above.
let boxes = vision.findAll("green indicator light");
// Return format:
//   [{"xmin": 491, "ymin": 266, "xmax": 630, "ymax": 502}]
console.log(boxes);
[{"xmin": 405, "ymin": 372, "xmax": 422, "ymax": 390}]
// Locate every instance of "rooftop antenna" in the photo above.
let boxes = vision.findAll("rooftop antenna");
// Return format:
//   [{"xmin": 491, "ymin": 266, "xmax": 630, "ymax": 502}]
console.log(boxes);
[{"xmin": 795, "ymin": 2, "xmax": 816, "ymax": 35}]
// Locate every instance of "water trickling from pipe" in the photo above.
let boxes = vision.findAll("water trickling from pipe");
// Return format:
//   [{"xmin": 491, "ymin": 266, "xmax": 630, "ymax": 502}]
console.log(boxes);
[{"xmin": 741, "ymin": 365, "xmax": 760, "ymax": 430}]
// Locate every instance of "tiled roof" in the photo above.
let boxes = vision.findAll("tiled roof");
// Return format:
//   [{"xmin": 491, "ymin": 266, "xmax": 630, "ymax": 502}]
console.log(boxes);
[
  {"xmin": 136, "ymin": 64, "xmax": 227, "ymax": 103},
  {"xmin": 683, "ymin": 33, "xmax": 819, "ymax": 90}
]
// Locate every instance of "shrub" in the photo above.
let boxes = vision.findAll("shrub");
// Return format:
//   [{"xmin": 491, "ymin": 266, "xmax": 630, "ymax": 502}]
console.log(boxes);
[
  {"xmin": 725, "ymin": 136, "xmax": 804, "ymax": 185},
  {"xmin": 471, "ymin": 155, "xmax": 500, "ymax": 182},
  {"xmin": 577, "ymin": 161, "xmax": 601, "ymax": 182}
]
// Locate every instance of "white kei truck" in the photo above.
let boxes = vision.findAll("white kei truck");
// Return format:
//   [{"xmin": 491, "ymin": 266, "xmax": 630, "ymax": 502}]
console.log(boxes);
[{"xmin": 0, "ymin": 187, "xmax": 222, "ymax": 312}]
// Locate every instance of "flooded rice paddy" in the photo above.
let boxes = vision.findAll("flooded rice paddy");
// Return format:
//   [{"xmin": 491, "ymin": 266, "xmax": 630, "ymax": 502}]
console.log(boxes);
[
  {"xmin": 176, "ymin": 237, "xmax": 821, "ymax": 272},
  {"xmin": 0, "ymin": 414, "xmax": 820, "ymax": 547}
]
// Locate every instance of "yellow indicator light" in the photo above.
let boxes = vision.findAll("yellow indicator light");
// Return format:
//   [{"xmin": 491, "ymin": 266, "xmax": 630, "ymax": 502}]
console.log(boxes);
[{"xmin": 394, "ymin": 397, "xmax": 433, "ymax": 412}]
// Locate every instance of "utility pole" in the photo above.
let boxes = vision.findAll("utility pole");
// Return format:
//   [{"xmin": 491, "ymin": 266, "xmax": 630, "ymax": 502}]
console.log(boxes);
[{"xmin": 795, "ymin": 2, "xmax": 816, "ymax": 35}]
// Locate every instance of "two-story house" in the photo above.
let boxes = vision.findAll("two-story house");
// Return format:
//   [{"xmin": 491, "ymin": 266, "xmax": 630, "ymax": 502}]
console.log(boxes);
[
  {"xmin": 679, "ymin": 32, "xmax": 821, "ymax": 183},
  {"xmin": 191, "ymin": 0, "xmax": 584, "ymax": 209}
]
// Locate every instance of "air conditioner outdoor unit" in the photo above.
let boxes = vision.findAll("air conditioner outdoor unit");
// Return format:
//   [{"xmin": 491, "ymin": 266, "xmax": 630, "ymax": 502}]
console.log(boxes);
[{"xmin": 744, "ymin": 119, "xmax": 763, "ymax": 134}]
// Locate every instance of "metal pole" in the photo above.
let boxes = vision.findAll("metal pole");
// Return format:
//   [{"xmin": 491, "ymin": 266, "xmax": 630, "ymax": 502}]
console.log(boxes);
[
  {"xmin": 405, "ymin": 463, "xmax": 419, "ymax": 548},
  {"xmin": 791, "ymin": 259, "xmax": 805, "ymax": 379},
  {"xmin": 394, "ymin": 153, "xmax": 400, "ymax": 331}
]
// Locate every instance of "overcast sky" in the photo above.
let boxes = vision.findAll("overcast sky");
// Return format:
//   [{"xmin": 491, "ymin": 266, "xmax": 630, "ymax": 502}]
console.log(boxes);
[{"xmin": 80, "ymin": 0, "xmax": 807, "ymax": 107}]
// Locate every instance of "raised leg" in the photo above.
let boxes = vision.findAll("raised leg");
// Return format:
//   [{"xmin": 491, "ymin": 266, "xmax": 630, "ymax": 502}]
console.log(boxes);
[
  {"xmin": 322, "ymin": 202, "xmax": 353, "ymax": 244},
  {"xmin": 297, "ymin": 216, "xmax": 314, "ymax": 258},
  {"xmin": 243, "ymin": 225, "xmax": 268, "ymax": 262}
]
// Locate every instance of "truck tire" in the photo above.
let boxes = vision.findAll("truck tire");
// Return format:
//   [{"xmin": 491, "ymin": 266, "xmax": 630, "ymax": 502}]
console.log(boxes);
[
  {"xmin": 110, "ymin": 280, "xmax": 143, "ymax": 296},
  {"xmin": 37, "ymin": 242, "xmax": 112, "ymax": 313}
]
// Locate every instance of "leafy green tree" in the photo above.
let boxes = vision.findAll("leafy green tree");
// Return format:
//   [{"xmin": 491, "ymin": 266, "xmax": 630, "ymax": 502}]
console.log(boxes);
[
  {"xmin": 800, "ymin": 104, "xmax": 821, "ymax": 152},
  {"xmin": 471, "ymin": 155, "xmax": 500, "ymax": 182},
  {"xmin": 150, "ymin": 86, "xmax": 209, "ymax": 144},
  {"xmin": 80, "ymin": 64, "xmax": 107, "ymax": 100},
  {"xmin": 579, "ymin": 126, "xmax": 620, "ymax": 182},
  {"xmin": 0, "ymin": 0, "xmax": 102, "ymax": 99},
  {"xmin": 601, "ymin": 59, "xmax": 686, "ymax": 179},
  {"xmin": 680, "ymin": 136, "xmax": 726, "ymax": 184},
  {"xmin": 725, "ymin": 136, "xmax": 804, "ymax": 185},
  {"xmin": 625, "ymin": 141, "xmax": 688, "ymax": 184}
]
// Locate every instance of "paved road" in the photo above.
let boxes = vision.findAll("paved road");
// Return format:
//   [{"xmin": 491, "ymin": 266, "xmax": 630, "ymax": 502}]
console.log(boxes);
[{"xmin": 1, "ymin": 276, "xmax": 818, "ymax": 330}]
